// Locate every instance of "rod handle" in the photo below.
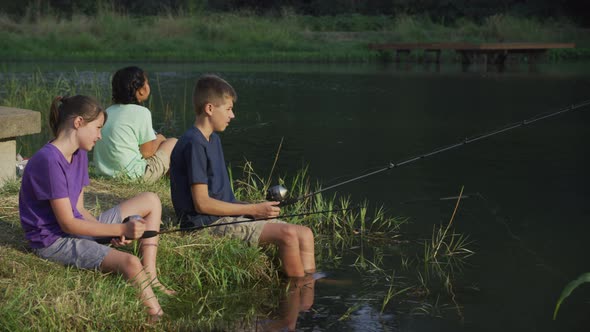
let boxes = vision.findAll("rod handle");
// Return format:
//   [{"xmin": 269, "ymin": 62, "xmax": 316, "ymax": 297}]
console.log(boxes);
[
  {"xmin": 140, "ymin": 230, "xmax": 159, "ymax": 239},
  {"xmin": 123, "ymin": 216, "xmax": 158, "ymax": 239}
]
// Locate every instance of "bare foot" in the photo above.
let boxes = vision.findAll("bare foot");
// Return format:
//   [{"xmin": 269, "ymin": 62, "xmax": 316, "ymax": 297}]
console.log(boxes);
[
  {"xmin": 152, "ymin": 280, "xmax": 177, "ymax": 296},
  {"xmin": 147, "ymin": 307, "xmax": 163, "ymax": 323}
]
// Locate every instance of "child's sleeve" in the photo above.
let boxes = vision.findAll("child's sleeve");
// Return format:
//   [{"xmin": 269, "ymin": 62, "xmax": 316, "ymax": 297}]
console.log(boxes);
[
  {"xmin": 30, "ymin": 157, "xmax": 69, "ymax": 200},
  {"xmin": 186, "ymin": 142, "xmax": 209, "ymax": 185},
  {"xmin": 136, "ymin": 108, "xmax": 157, "ymax": 145}
]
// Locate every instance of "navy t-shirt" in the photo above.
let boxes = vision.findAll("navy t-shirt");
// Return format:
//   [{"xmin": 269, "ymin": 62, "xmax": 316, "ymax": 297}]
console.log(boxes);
[{"xmin": 170, "ymin": 127, "xmax": 236, "ymax": 227}]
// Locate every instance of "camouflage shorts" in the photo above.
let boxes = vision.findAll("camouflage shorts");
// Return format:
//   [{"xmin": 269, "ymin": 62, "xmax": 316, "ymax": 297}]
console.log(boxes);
[{"xmin": 207, "ymin": 216, "xmax": 285, "ymax": 246}]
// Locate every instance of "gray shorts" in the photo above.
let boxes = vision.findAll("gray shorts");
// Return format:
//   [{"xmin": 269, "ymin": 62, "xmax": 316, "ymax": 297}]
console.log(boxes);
[
  {"xmin": 33, "ymin": 206, "xmax": 122, "ymax": 270},
  {"xmin": 208, "ymin": 216, "xmax": 285, "ymax": 246}
]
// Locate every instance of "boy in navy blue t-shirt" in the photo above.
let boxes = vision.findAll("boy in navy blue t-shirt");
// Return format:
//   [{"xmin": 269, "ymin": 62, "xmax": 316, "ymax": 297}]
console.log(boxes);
[{"xmin": 170, "ymin": 74, "xmax": 315, "ymax": 277}]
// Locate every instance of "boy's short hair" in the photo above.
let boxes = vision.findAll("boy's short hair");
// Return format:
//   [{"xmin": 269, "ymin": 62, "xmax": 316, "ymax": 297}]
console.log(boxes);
[{"xmin": 193, "ymin": 74, "xmax": 237, "ymax": 115}]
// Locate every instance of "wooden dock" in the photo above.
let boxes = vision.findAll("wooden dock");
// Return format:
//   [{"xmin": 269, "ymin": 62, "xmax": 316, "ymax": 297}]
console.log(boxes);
[{"xmin": 368, "ymin": 42, "xmax": 575, "ymax": 66}]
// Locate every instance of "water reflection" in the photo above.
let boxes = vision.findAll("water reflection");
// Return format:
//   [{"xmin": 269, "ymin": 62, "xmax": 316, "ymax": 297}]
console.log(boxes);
[{"xmin": 256, "ymin": 275, "xmax": 317, "ymax": 331}]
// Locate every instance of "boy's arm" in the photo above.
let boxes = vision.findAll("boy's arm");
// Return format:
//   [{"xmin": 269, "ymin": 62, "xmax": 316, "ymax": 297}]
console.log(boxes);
[
  {"xmin": 139, "ymin": 133, "xmax": 167, "ymax": 159},
  {"xmin": 52, "ymin": 195, "xmax": 144, "ymax": 239},
  {"xmin": 191, "ymin": 183, "xmax": 280, "ymax": 219}
]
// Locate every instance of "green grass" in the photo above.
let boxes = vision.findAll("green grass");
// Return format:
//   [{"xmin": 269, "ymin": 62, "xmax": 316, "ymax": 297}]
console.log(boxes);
[{"xmin": 0, "ymin": 10, "xmax": 587, "ymax": 62}]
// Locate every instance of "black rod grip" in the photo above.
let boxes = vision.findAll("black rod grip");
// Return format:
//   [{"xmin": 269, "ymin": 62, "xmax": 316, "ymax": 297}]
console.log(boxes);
[{"xmin": 140, "ymin": 230, "xmax": 159, "ymax": 239}]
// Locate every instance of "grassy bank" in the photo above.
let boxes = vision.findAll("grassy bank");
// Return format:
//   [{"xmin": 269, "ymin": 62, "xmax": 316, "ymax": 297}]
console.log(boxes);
[
  {"xmin": 0, "ymin": 163, "xmax": 475, "ymax": 329},
  {"xmin": 0, "ymin": 160, "xmax": 407, "ymax": 330},
  {"xmin": 0, "ymin": 8, "xmax": 588, "ymax": 62}
]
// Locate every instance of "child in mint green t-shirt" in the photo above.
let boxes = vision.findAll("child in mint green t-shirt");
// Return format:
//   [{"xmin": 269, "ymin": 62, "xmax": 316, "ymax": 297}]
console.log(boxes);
[{"xmin": 94, "ymin": 66, "xmax": 177, "ymax": 182}]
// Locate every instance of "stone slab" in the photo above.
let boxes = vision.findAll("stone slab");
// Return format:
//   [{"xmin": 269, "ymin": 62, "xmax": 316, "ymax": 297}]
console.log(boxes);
[{"xmin": 0, "ymin": 106, "xmax": 41, "ymax": 139}]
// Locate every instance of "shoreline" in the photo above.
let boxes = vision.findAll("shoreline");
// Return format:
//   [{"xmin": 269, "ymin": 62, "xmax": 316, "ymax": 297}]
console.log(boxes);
[{"xmin": 1, "ymin": 11, "xmax": 588, "ymax": 63}]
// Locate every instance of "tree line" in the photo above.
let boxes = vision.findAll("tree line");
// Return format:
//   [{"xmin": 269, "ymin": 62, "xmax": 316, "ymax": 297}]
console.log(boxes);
[{"xmin": 1, "ymin": 0, "xmax": 589, "ymax": 26}]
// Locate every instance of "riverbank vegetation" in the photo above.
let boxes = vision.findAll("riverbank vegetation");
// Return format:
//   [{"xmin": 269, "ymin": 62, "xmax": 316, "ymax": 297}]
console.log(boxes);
[
  {"xmin": 0, "ymin": 5, "xmax": 588, "ymax": 62},
  {"xmin": 0, "ymin": 164, "xmax": 472, "ymax": 329},
  {"xmin": 0, "ymin": 164, "xmax": 401, "ymax": 330}
]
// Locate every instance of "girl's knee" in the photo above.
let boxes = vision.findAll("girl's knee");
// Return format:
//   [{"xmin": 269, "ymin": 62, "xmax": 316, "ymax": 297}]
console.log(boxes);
[
  {"xmin": 141, "ymin": 192, "xmax": 160, "ymax": 205},
  {"xmin": 136, "ymin": 192, "xmax": 161, "ymax": 215}
]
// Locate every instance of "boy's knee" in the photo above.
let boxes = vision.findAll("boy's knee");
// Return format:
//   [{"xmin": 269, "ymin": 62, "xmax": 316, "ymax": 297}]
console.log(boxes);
[
  {"xmin": 300, "ymin": 226, "xmax": 314, "ymax": 242},
  {"xmin": 278, "ymin": 226, "xmax": 299, "ymax": 246}
]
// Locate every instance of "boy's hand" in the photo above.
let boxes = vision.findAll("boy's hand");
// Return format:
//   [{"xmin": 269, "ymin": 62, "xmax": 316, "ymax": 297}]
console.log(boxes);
[
  {"xmin": 122, "ymin": 217, "xmax": 146, "ymax": 239},
  {"xmin": 252, "ymin": 201, "xmax": 281, "ymax": 219}
]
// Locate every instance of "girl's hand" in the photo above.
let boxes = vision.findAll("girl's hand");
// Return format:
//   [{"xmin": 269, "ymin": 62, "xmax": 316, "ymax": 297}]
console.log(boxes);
[
  {"xmin": 251, "ymin": 201, "xmax": 280, "ymax": 219},
  {"xmin": 110, "ymin": 236, "xmax": 133, "ymax": 247},
  {"xmin": 123, "ymin": 218, "xmax": 146, "ymax": 239}
]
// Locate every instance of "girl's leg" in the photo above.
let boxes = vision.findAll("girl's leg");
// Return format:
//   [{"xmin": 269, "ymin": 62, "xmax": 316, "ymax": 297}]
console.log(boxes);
[
  {"xmin": 100, "ymin": 249, "xmax": 162, "ymax": 318},
  {"xmin": 157, "ymin": 137, "xmax": 178, "ymax": 158},
  {"xmin": 259, "ymin": 223, "xmax": 305, "ymax": 277},
  {"xmin": 119, "ymin": 192, "xmax": 174, "ymax": 294}
]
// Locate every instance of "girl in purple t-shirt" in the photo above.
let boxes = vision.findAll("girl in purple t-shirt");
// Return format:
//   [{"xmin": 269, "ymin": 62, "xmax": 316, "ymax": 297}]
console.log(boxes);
[{"xmin": 19, "ymin": 95, "xmax": 173, "ymax": 320}]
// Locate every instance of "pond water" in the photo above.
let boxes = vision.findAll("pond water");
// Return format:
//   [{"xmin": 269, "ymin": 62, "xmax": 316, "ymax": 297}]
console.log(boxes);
[{"xmin": 2, "ymin": 61, "xmax": 590, "ymax": 331}]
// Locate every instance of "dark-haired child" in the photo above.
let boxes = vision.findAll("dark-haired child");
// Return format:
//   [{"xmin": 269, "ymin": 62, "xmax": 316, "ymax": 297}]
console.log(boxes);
[
  {"xmin": 19, "ymin": 95, "xmax": 173, "ymax": 320},
  {"xmin": 94, "ymin": 66, "xmax": 177, "ymax": 182},
  {"xmin": 170, "ymin": 74, "xmax": 316, "ymax": 277}
]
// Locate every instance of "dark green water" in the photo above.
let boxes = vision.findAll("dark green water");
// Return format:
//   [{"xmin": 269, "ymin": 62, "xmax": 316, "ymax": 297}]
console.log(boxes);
[{"xmin": 2, "ymin": 61, "xmax": 590, "ymax": 331}]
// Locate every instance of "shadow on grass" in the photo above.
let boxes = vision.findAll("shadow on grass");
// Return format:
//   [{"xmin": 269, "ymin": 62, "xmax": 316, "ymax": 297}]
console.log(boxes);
[{"xmin": 0, "ymin": 218, "xmax": 28, "ymax": 252}]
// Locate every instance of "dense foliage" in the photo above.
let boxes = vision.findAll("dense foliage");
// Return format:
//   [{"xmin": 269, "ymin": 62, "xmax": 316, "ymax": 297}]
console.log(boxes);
[{"xmin": 0, "ymin": 0, "xmax": 589, "ymax": 26}]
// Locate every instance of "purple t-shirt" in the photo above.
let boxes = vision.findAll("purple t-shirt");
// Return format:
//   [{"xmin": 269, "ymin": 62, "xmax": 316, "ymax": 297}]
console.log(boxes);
[{"xmin": 19, "ymin": 143, "xmax": 90, "ymax": 249}]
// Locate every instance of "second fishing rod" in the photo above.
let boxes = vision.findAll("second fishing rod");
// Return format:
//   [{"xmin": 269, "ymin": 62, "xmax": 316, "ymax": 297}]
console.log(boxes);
[
  {"xmin": 96, "ymin": 205, "xmax": 359, "ymax": 243},
  {"xmin": 267, "ymin": 99, "xmax": 590, "ymax": 206}
]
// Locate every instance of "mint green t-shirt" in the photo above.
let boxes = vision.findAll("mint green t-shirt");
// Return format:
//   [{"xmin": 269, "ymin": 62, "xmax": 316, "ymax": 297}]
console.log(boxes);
[{"xmin": 93, "ymin": 104, "xmax": 157, "ymax": 178}]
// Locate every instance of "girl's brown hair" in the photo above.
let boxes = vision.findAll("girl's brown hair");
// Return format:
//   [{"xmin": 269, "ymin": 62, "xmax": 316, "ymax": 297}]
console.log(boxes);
[{"xmin": 49, "ymin": 95, "xmax": 106, "ymax": 137}]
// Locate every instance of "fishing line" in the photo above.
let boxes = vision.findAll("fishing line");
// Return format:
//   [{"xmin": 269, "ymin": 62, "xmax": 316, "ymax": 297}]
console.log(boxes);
[
  {"xmin": 269, "ymin": 99, "xmax": 590, "ymax": 206},
  {"xmin": 474, "ymin": 192, "xmax": 566, "ymax": 279}
]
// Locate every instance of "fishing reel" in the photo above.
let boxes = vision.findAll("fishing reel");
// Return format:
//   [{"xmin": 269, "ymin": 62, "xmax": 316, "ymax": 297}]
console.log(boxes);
[{"xmin": 266, "ymin": 185, "xmax": 298, "ymax": 207}]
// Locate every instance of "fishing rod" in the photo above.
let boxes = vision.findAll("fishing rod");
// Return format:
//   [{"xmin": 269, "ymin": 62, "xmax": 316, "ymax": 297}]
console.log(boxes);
[
  {"xmin": 267, "ymin": 99, "xmax": 590, "ymax": 206},
  {"xmin": 96, "ymin": 205, "xmax": 359, "ymax": 243}
]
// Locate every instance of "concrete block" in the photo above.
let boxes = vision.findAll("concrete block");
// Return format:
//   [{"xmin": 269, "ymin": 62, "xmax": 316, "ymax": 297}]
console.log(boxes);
[
  {"xmin": 0, "ymin": 106, "xmax": 41, "ymax": 187},
  {"xmin": 0, "ymin": 139, "xmax": 16, "ymax": 186}
]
